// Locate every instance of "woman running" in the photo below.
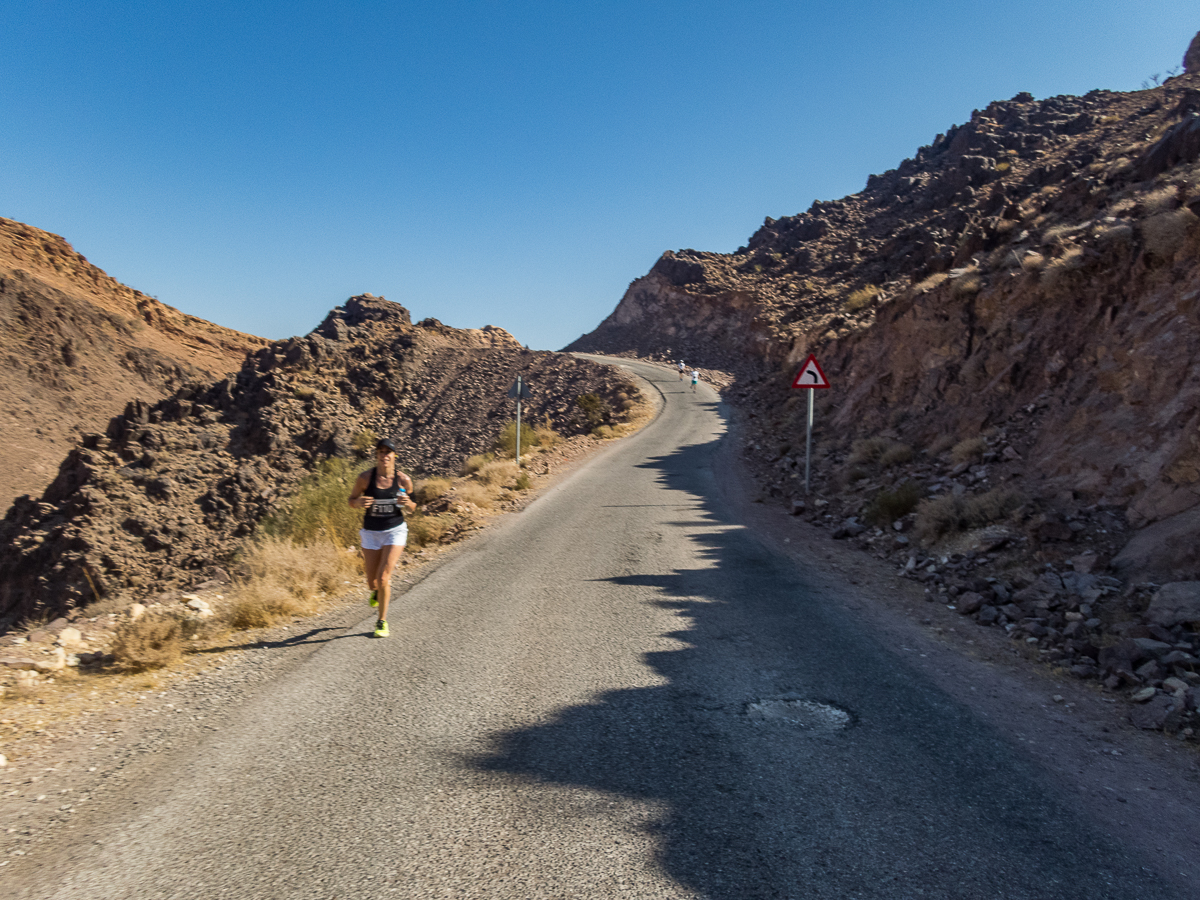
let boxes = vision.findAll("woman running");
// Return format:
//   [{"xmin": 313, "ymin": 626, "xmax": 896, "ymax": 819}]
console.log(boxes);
[{"xmin": 348, "ymin": 438, "xmax": 416, "ymax": 637}]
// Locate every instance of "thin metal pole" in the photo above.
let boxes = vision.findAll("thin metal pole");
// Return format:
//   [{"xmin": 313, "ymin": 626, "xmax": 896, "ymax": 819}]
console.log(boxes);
[
  {"xmin": 515, "ymin": 376, "xmax": 522, "ymax": 464},
  {"xmin": 805, "ymin": 389, "xmax": 814, "ymax": 494}
]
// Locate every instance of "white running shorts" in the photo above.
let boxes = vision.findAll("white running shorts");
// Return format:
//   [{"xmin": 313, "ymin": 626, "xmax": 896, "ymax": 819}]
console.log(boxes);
[{"xmin": 360, "ymin": 522, "xmax": 408, "ymax": 550}]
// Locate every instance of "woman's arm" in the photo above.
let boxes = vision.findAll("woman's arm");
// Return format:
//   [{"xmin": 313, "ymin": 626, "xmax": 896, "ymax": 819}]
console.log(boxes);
[
  {"xmin": 348, "ymin": 471, "xmax": 371, "ymax": 509},
  {"xmin": 399, "ymin": 472, "xmax": 417, "ymax": 511}
]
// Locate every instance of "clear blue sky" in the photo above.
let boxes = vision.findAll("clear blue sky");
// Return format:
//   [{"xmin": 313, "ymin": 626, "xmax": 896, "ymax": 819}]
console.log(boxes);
[{"xmin": 2, "ymin": 2, "xmax": 1195, "ymax": 349}]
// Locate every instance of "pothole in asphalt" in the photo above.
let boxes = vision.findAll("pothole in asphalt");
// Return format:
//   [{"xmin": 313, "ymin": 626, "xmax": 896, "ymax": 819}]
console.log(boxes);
[{"xmin": 743, "ymin": 698, "xmax": 853, "ymax": 732}]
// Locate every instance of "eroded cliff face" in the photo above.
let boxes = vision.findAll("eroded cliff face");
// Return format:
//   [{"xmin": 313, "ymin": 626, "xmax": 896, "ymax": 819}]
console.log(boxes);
[
  {"xmin": 0, "ymin": 217, "xmax": 267, "ymax": 508},
  {"xmin": 0, "ymin": 295, "xmax": 638, "ymax": 625},
  {"xmin": 569, "ymin": 70, "xmax": 1200, "ymax": 575}
]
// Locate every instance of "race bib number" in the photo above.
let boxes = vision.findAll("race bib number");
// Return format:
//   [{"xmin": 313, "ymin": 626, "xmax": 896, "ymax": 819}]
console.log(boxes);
[{"xmin": 372, "ymin": 498, "xmax": 397, "ymax": 515}]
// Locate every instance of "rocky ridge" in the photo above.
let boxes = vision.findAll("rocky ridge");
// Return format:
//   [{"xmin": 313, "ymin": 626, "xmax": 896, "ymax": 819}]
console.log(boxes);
[
  {"xmin": 0, "ymin": 217, "xmax": 267, "ymax": 509},
  {"xmin": 0, "ymin": 294, "xmax": 639, "ymax": 627},
  {"xmin": 569, "ymin": 37, "xmax": 1200, "ymax": 735}
]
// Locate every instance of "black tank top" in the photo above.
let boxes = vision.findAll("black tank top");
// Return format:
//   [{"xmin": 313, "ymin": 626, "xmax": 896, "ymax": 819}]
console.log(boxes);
[{"xmin": 362, "ymin": 468, "xmax": 406, "ymax": 531}]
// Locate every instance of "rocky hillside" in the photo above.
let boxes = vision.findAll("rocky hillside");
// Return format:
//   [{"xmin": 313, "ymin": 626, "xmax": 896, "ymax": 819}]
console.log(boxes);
[
  {"xmin": 0, "ymin": 295, "xmax": 640, "ymax": 627},
  {"xmin": 0, "ymin": 217, "xmax": 267, "ymax": 509},
  {"xmin": 569, "ymin": 42, "xmax": 1200, "ymax": 578},
  {"xmin": 568, "ymin": 37, "xmax": 1200, "ymax": 732}
]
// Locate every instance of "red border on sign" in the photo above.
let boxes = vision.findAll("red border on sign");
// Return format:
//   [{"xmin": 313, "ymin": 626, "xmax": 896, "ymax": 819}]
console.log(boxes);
[{"xmin": 790, "ymin": 353, "xmax": 830, "ymax": 389}]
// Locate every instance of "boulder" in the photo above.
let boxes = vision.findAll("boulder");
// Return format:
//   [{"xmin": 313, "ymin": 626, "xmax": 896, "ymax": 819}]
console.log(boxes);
[
  {"xmin": 1129, "ymin": 695, "xmax": 1177, "ymax": 731},
  {"xmin": 957, "ymin": 591, "xmax": 985, "ymax": 615},
  {"xmin": 1013, "ymin": 573, "xmax": 1062, "ymax": 604},
  {"xmin": 1112, "ymin": 507, "xmax": 1200, "ymax": 584},
  {"xmin": 1144, "ymin": 582, "xmax": 1200, "ymax": 629}
]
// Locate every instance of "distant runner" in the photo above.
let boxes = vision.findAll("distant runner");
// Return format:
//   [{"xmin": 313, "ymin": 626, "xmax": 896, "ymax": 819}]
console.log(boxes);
[
  {"xmin": 348, "ymin": 438, "xmax": 416, "ymax": 637},
  {"xmin": 690, "ymin": 369, "xmax": 701, "ymax": 392},
  {"xmin": 677, "ymin": 360, "xmax": 686, "ymax": 380}
]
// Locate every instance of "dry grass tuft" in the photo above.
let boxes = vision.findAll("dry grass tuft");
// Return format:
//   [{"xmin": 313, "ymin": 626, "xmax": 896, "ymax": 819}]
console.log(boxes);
[
  {"xmin": 226, "ymin": 537, "xmax": 357, "ymax": 630},
  {"xmin": 950, "ymin": 437, "xmax": 986, "ymax": 465},
  {"xmin": 914, "ymin": 488, "xmax": 1024, "ymax": 544},
  {"xmin": 455, "ymin": 481, "xmax": 495, "ymax": 508},
  {"xmin": 1041, "ymin": 246, "xmax": 1086, "ymax": 284},
  {"xmin": 914, "ymin": 272, "xmax": 948, "ymax": 293},
  {"xmin": 462, "ymin": 453, "xmax": 494, "ymax": 475},
  {"xmin": 475, "ymin": 459, "xmax": 520, "ymax": 488},
  {"xmin": 412, "ymin": 477, "xmax": 452, "ymax": 504},
  {"xmin": 927, "ymin": 434, "xmax": 957, "ymax": 456},
  {"xmin": 845, "ymin": 285, "xmax": 881, "ymax": 312},
  {"xmin": 864, "ymin": 481, "xmax": 923, "ymax": 526},
  {"xmin": 110, "ymin": 614, "xmax": 184, "ymax": 671},
  {"xmin": 847, "ymin": 437, "xmax": 893, "ymax": 467},
  {"xmin": 1020, "ymin": 252, "xmax": 1045, "ymax": 273},
  {"xmin": 1141, "ymin": 209, "xmax": 1197, "ymax": 259},
  {"xmin": 1141, "ymin": 185, "xmax": 1179, "ymax": 215},
  {"xmin": 406, "ymin": 511, "xmax": 454, "ymax": 547},
  {"xmin": 951, "ymin": 275, "xmax": 982, "ymax": 296}
]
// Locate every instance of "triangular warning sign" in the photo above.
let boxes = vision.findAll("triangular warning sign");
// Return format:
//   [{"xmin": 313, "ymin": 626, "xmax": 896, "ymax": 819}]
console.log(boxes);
[{"xmin": 791, "ymin": 353, "xmax": 830, "ymax": 389}]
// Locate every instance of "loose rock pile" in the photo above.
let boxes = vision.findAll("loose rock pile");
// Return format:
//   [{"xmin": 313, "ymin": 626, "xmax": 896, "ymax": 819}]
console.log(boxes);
[{"xmin": 0, "ymin": 295, "xmax": 638, "ymax": 627}]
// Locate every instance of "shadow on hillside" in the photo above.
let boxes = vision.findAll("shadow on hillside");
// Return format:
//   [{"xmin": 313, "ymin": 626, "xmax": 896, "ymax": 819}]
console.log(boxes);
[{"xmin": 471, "ymin": 436, "xmax": 1170, "ymax": 897}]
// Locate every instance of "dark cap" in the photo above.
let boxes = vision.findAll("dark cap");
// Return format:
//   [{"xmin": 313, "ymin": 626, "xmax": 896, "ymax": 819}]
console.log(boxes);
[{"xmin": 376, "ymin": 438, "xmax": 397, "ymax": 453}]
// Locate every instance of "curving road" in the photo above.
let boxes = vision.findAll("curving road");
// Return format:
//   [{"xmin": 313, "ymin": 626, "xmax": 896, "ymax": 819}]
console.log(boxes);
[{"xmin": 8, "ymin": 357, "xmax": 1178, "ymax": 899}]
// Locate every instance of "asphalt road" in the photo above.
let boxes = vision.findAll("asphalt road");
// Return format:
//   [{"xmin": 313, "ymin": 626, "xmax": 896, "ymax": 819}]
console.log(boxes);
[{"xmin": 8, "ymin": 358, "xmax": 1179, "ymax": 899}]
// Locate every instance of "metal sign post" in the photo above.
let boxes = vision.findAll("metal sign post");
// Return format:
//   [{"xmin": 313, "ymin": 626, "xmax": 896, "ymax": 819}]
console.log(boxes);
[
  {"xmin": 507, "ymin": 376, "xmax": 533, "ymax": 463},
  {"xmin": 790, "ymin": 354, "xmax": 831, "ymax": 494}
]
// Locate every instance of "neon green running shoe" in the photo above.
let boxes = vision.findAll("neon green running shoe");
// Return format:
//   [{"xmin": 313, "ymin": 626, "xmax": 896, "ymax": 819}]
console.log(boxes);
[
  {"xmin": 368, "ymin": 589, "xmax": 378, "ymax": 608},
  {"xmin": 374, "ymin": 620, "xmax": 389, "ymax": 638}
]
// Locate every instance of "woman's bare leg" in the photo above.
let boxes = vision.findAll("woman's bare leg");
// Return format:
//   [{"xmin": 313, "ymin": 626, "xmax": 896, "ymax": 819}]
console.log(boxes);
[
  {"xmin": 375, "ymin": 544, "xmax": 406, "ymax": 623},
  {"xmin": 361, "ymin": 547, "xmax": 382, "ymax": 594}
]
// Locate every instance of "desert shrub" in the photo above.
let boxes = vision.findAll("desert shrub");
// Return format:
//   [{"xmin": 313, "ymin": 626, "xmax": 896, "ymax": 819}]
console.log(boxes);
[
  {"xmin": 864, "ymin": 481, "xmax": 923, "ymax": 526},
  {"xmin": 914, "ymin": 487, "xmax": 1024, "ymax": 544},
  {"xmin": 845, "ymin": 285, "xmax": 881, "ymax": 312},
  {"xmin": 352, "ymin": 430, "xmax": 379, "ymax": 456},
  {"xmin": 1041, "ymin": 246, "xmax": 1085, "ymax": 284},
  {"xmin": 225, "ymin": 537, "xmax": 355, "ymax": 629},
  {"xmin": 294, "ymin": 386, "xmax": 317, "ymax": 401},
  {"xmin": 952, "ymin": 276, "xmax": 981, "ymax": 296},
  {"xmin": 914, "ymin": 272, "xmax": 948, "ymax": 293},
  {"xmin": 927, "ymin": 434, "xmax": 957, "ymax": 456},
  {"xmin": 475, "ymin": 459, "xmax": 520, "ymax": 487},
  {"xmin": 228, "ymin": 582, "xmax": 314, "ymax": 630},
  {"xmin": 592, "ymin": 425, "xmax": 616, "ymax": 439},
  {"xmin": 577, "ymin": 394, "xmax": 611, "ymax": 428},
  {"xmin": 111, "ymin": 613, "xmax": 184, "ymax": 671},
  {"xmin": 1141, "ymin": 185, "xmax": 1178, "ymax": 215},
  {"xmin": 914, "ymin": 494, "xmax": 968, "ymax": 543},
  {"xmin": 515, "ymin": 472, "xmax": 532, "ymax": 491},
  {"xmin": 495, "ymin": 420, "xmax": 539, "ymax": 457},
  {"xmin": 965, "ymin": 487, "xmax": 1024, "ymax": 524},
  {"xmin": 995, "ymin": 160, "xmax": 1010, "ymax": 173},
  {"xmin": 847, "ymin": 437, "xmax": 892, "ymax": 467},
  {"xmin": 406, "ymin": 511, "xmax": 453, "ymax": 547},
  {"xmin": 462, "ymin": 453, "xmax": 494, "ymax": 475},
  {"xmin": 260, "ymin": 457, "xmax": 363, "ymax": 549},
  {"xmin": 1097, "ymin": 223, "xmax": 1134, "ymax": 246},
  {"xmin": 950, "ymin": 436, "xmax": 986, "ymax": 464},
  {"xmin": 1142, "ymin": 209, "xmax": 1197, "ymax": 258},
  {"xmin": 1020, "ymin": 252, "xmax": 1045, "ymax": 272},
  {"xmin": 412, "ymin": 477, "xmax": 452, "ymax": 504},
  {"xmin": 455, "ymin": 481, "xmax": 494, "ymax": 508},
  {"xmin": 533, "ymin": 416, "xmax": 562, "ymax": 449},
  {"xmin": 878, "ymin": 443, "xmax": 914, "ymax": 468}
]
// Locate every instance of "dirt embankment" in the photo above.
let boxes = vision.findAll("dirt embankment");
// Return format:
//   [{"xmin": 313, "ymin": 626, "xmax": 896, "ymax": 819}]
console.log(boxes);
[
  {"xmin": 0, "ymin": 295, "xmax": 642, "ymax": 628},
  {"xmin": 568, "ymin": 40, "xmax": 1200, "ymax": 738},
  {"xmin": 0, "ymin": 218, "xmax": 267, "ymax": 510}
]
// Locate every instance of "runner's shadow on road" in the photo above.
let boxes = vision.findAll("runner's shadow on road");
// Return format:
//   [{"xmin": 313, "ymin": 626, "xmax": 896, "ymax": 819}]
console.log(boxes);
[
  {"xmin": 197, "ymin": 626, "xmax": 366, "ymax": 654},
  {"xmin": 471, "ymin": 439, "xmax": 1171, "ymax": 899}
]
